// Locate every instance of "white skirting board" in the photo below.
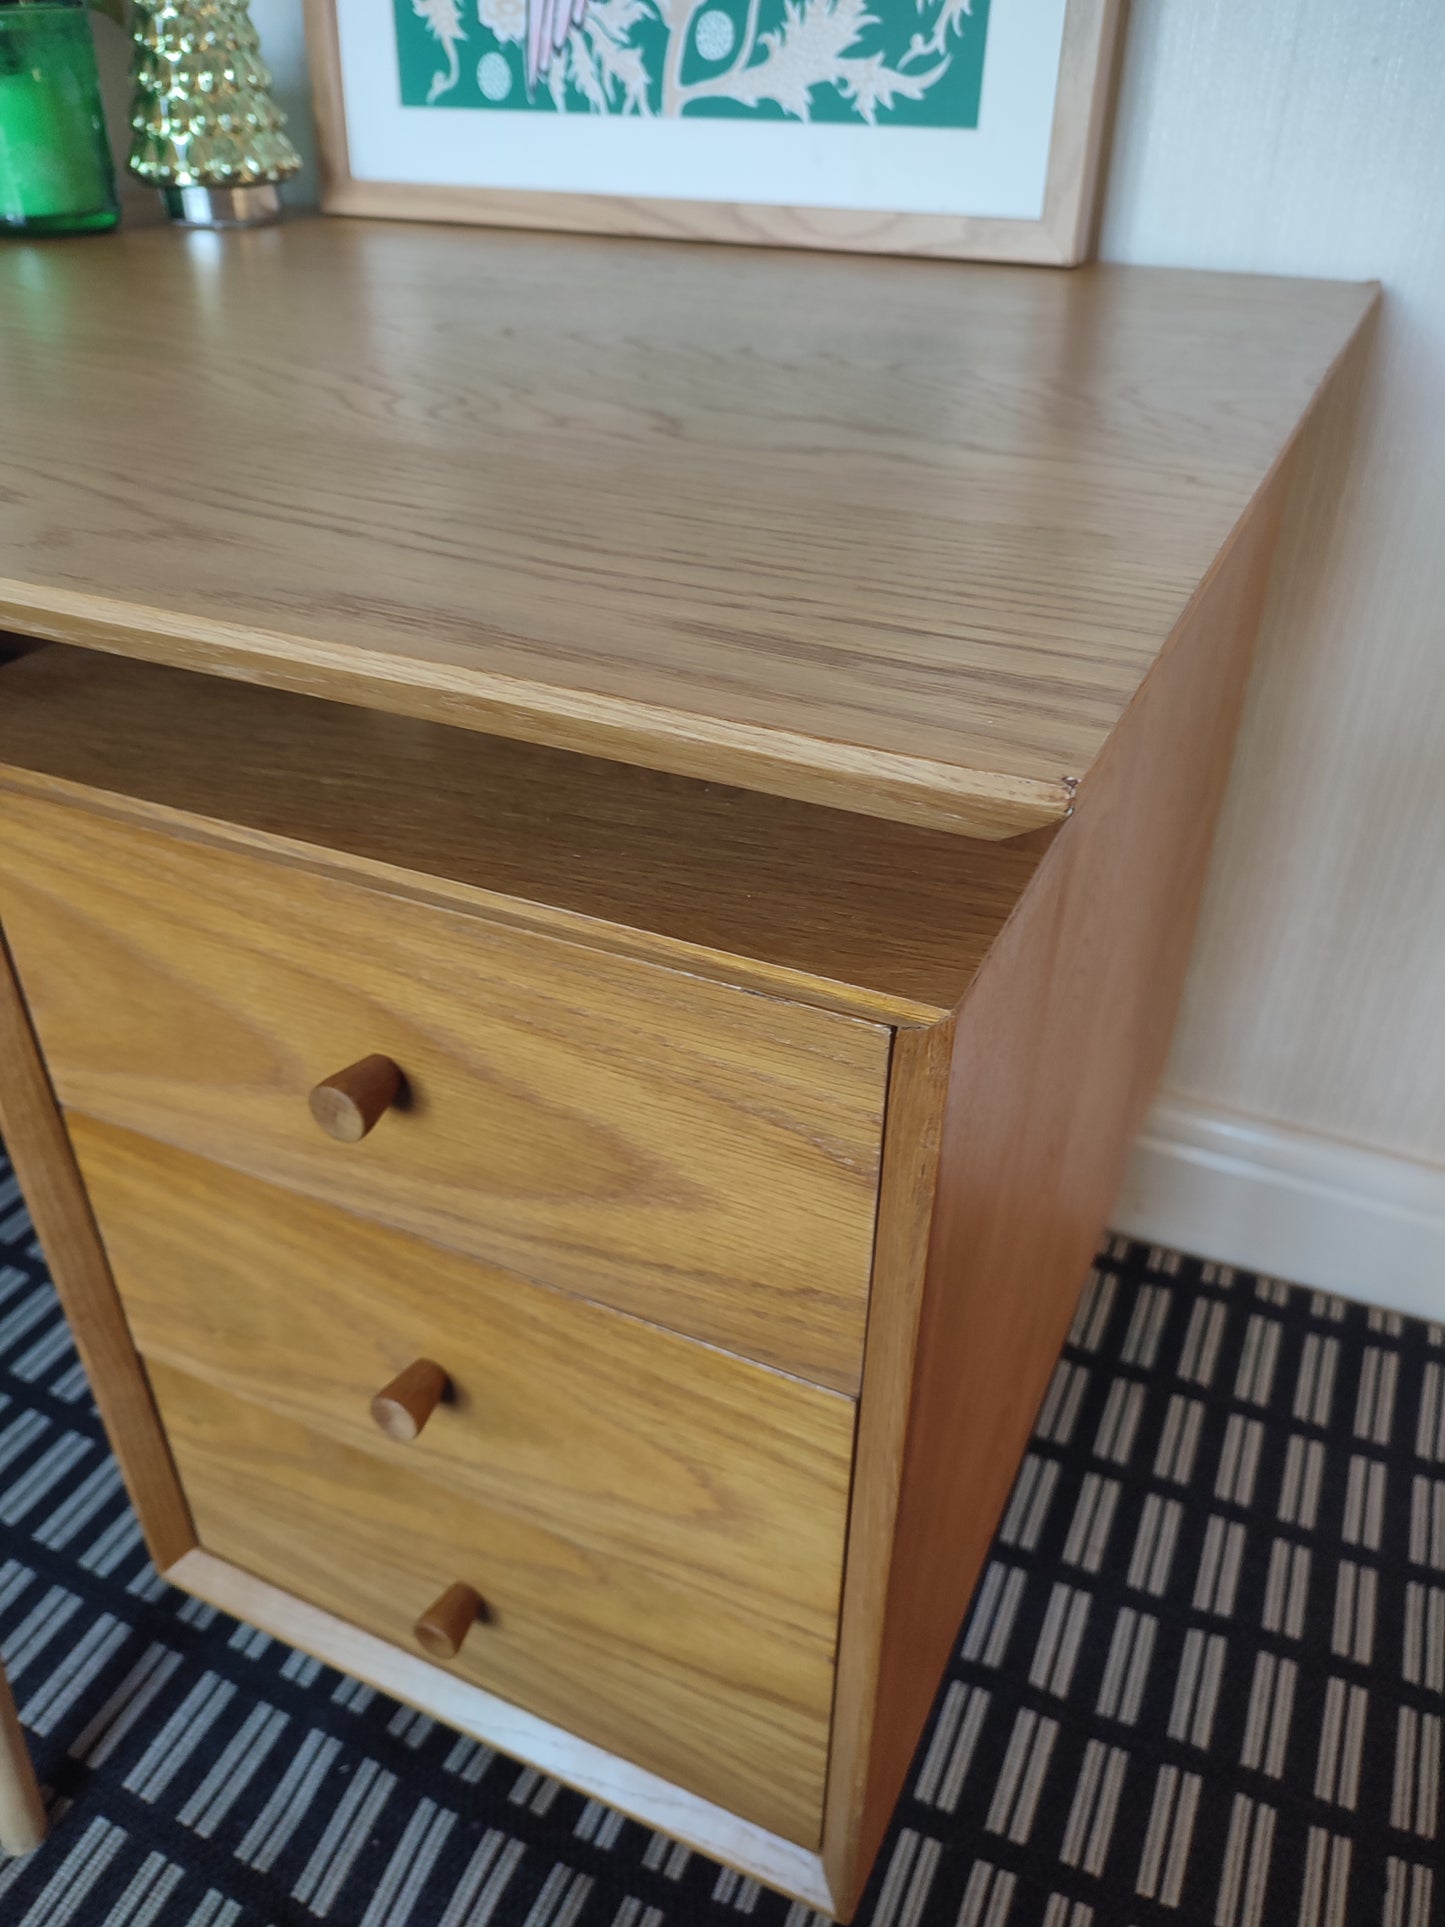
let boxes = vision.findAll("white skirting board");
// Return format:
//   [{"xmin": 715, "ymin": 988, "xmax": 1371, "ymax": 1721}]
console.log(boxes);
[{"xmin": 1113, "ymin": 1097, "xmax": 1445, "ymax": 1324}]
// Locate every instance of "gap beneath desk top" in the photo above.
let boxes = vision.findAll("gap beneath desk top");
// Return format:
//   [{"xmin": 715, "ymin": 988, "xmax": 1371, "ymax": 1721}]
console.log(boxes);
[{"xmin": 0, "ymin": 646, "xmax": 1051, "ymax": 1027}]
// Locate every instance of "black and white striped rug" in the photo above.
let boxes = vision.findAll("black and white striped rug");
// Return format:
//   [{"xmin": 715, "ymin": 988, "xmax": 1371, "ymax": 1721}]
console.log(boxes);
[{"xmin": 0, "ymin": 1142, "xmax": 1440, "ymax": 1927}]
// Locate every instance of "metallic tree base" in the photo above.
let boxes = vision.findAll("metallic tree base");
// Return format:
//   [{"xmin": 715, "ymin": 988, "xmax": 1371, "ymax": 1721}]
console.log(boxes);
[{"xmin": 161, "ymin": 184, "xmax": 284, "ymax": 228}]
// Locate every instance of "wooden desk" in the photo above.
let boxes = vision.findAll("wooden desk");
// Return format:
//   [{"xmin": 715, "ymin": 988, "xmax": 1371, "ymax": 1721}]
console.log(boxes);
[
  {"xmin": 0, "ymin": 1658, "xmax": 45, "ymax": 1857},
  {"xmin": 0, "ymin": 219, "xmax": 1374, "ymax": 1914}
]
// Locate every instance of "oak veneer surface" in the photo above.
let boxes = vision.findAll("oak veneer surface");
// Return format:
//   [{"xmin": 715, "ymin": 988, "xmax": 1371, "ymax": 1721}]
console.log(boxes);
[
  {"xmin": 0, "ymin": 646, "xmax": 1045, "ymax": 1026},
  {"xmin": 822, "ymin": 464, "xmax": 1293, "ymax": 1912},
  {"xmin": 0, "ymin": 1660, "xmax": 45, "ymax": 1858},
  {"xmin": 0, "ymin": 930, "xmax": 194, "ymax": 1573},
  {"xmin": 72, "ymin": 1115, "xmax": 854, "ymax": 1631},
  {"xmin": 0, "ymin": 219, "xmax": 1376, "ymax": 836},
  {"xmin": 0, "ymin": 790, "xmax": 886, "ymax": 1390},
  {"xmin": 165, "ymin": 1551, "xmax": 836, "ymax": 1915},
  {"xmin": 148, "ymin": 1359, "xmax": 841, "ymax": 1843}
]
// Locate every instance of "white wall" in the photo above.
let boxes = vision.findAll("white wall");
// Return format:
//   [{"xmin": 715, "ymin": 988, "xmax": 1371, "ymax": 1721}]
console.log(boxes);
[
  {"xmin": 1101, "ymin": 0, "xmax": 1445, "ymax": 1162},
  {"xmin": 1099, "ymin": 2, "xmax": 1445, "ymax": 1303},
  {"xmin": 98, "ymin": 0, "xmax": 1445, "ymax": 1290}
]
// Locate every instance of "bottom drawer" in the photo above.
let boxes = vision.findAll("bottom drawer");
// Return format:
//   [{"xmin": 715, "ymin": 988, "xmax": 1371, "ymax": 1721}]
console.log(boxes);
[{"xmin": 148, "ymin": 1358, "xmax": 839, "ymax": 1845}]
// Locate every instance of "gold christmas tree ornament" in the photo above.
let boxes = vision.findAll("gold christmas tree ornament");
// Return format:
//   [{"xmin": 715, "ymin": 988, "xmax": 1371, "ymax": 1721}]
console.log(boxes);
[{"xmin": 128, "ymin": 0, "xmax": 300, "ymax": 227}]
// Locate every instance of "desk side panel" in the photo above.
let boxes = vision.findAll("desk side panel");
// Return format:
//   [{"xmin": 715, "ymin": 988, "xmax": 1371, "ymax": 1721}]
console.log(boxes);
[{"xmin": 824, "ymin": 470, "xmax": 1288, "ymax": 1913}]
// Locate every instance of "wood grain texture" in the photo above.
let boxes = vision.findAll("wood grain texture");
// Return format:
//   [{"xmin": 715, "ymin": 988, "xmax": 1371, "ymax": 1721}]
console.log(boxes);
[
  {"xmin": 0, "ymin": 1661, "xmax": 45, "ymax": 1858},
  {"xmin": 0, "ymin": 795, "xmax": 886, "ymax": 1389},
  {"xmin": 166, "ymin": 1548, "xmax": 838, "ymax": 1913},
  {"xmin": 820, "ymin": 1018, "xmax": 954, "ymax": 1904},
  {"xmin": 0, "ymin": 646, "xmax": 1047, "ymax": 1027},
  {"xmin": 0, "ymin": 930, "xmax": 194, "ymax": 1572},
  {"xmin": 1039, "ymin": 0, "xmax": 1128, "ymax": 264},
  {"xmin": 821, "ymin": 466, "xmax": 1290, "ymax": 1915},
  {"xmin": 308, "ymin": 0, "xmax": 1122, "ymax": 267},
  {"xmin": 71, "ymin": 1116, "xmax": 855, "ymax": 1631},
  {"xmin": 315, "ymin": 180, "xmax": 1091, "ymax": 270},
  {"xmin": 151, "ymin": 1360, "xmax": 847, "ymax": 1842},
  {"xmin": 0, "ymin": 220, "xmax": 1376, "ymax": 834}
]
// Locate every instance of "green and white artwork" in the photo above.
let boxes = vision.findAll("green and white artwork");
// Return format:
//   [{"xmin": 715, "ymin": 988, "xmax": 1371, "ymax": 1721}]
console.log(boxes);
[
  {"xmin": 335, "ymin": 0, "xmax": 1077, "ymax": 240},
  {"xmin": 396, "ymin": 0, "xmax": 993, "ymax": 128}
]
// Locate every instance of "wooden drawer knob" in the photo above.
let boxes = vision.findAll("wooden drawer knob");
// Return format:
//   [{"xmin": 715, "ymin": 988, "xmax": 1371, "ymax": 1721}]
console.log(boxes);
[
  {"xmin": 370, "ymin": 1358, "xmax": 448, "ymax": 1443},
  {"xmin": 414, "ymin": 1582, "xmax": 482, "ymax": 1661},
  {"xmin": 308, "ymin": 1054, "xmax": 402, "ymax": 1142}
]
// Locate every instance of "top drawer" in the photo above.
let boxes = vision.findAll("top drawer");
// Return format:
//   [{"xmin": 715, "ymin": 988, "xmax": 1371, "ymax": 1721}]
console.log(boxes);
[{"xmin": 0, "ymin": 790, "xmax": 887, "ymax": 1389}]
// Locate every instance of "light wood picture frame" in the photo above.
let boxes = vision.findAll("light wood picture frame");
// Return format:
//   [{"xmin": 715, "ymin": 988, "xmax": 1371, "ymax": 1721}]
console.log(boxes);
[{"xmin": 304, "ymin": 0, "xmax": 1124, "ymax": 263}]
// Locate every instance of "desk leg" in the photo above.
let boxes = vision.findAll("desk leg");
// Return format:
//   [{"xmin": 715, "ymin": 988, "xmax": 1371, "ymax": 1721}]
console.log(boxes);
[{"xmin": 0, "ymin": 1662, "xmax": 44, "ymax": 1857}]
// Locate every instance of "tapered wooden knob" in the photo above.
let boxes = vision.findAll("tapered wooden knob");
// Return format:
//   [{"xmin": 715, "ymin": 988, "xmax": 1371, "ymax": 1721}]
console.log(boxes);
[
  {"xmin": 308, "ymin": 1054, "xmax": 402, "ymax": 1143},
  {"xmin": 414, "ymin": 1582, "xmax": 482, "ymax": 1661},
  {"xmin": 370, "ymin": 1359, "xmax": 448, "ymax": 1443}
]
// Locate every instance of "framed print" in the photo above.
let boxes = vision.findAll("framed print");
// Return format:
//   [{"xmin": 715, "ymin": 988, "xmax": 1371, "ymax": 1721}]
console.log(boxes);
[{"xmin": 304, "ymin": 0, "xmax": 1123, "ymax": 261}]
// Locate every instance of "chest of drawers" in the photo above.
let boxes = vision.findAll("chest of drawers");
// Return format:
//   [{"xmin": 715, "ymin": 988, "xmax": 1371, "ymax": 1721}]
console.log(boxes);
[{"xmin": 0, "ymin": 222, "xmax": 1373, "ymax": 1912}]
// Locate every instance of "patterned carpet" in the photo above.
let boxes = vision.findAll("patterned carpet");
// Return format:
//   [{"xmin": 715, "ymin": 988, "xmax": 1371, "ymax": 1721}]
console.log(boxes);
[{"xmin": 0, "ymin": 1143, "xmax": 1441, "ymax": 1927}]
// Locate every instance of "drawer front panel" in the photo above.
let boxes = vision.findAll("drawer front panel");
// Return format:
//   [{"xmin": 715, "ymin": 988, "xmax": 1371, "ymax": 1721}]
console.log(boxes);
[
  {"xmin": 0, "ymin": 791, "xmax": 888, "ymax": 1388},
  {"xmin": 73, "ymin": 1115, "xmax": 854, "ymax": 1636},
  {"xmin": 149, "ymin": 1360, "xmax": 839, "ymax": 1843}
]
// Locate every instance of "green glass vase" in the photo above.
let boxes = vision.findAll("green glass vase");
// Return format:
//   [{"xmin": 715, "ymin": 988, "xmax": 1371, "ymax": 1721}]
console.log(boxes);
[{"xmin": 0, "ymin": 0, "xmax": 119, "ymax": 235}]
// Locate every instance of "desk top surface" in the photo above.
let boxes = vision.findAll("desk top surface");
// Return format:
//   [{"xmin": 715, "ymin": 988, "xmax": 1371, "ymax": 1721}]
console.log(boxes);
[{"xmin": 0, "ymin": 219, "xmax": 1374, "ymax": 837}]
